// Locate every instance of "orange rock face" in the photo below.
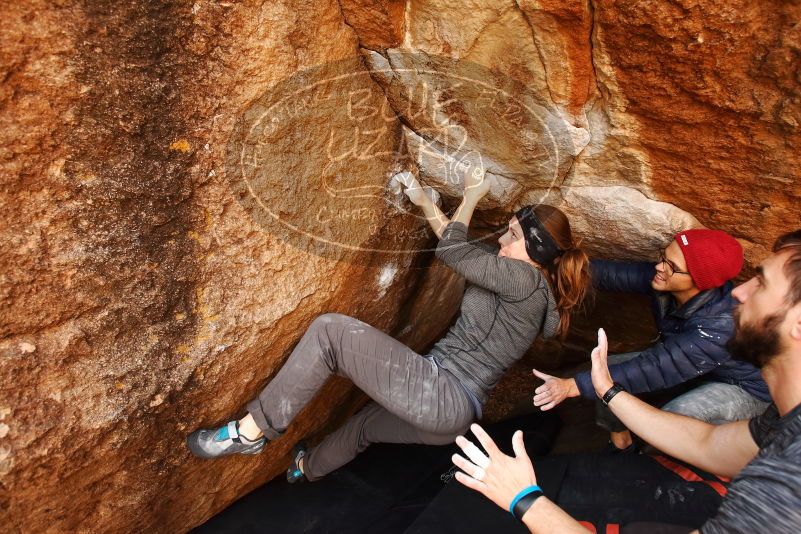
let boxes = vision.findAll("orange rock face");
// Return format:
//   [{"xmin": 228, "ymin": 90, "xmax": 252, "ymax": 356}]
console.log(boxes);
[
  {"xmin": 1, "ymin": 0, "xmax": 798, "ymax": 532},
  {"xmin": 591, "ymin": 0, "xmax": 801, "ymax": 265},
  {"xmin": 0, "ymin": 1, "xmax": 444, "ymax": 532}
]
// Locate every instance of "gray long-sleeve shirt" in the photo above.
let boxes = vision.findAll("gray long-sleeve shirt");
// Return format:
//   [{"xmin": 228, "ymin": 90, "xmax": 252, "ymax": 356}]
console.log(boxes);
[{"xmin": 426, "ymin": 221, "xmax": 560, "ymax": 408}]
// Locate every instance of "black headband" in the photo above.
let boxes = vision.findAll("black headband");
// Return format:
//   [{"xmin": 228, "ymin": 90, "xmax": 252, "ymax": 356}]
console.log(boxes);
[{"xmin": 514, "ymin": 206, "xmax": 563, "ymax": 265}]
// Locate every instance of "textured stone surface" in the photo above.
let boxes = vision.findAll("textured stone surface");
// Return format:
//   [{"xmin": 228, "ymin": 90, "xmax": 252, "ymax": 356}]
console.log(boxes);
[
  {"xmin": 587, "ymin": 0, "xmax": 801, "ymax": 267},
  {"xmin": 1, "ymin": 0, "xmax": 799, "ymax": 533},
  {"xmin": 555, "ymin": 185, "xmax": 702, "ymax": 260},
  {"xmin": 0, "ymin": 1, "xmax": 444, "ymax": 532}
]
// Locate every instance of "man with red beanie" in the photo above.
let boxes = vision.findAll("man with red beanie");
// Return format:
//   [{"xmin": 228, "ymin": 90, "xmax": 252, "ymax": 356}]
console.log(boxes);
[
  {"xmin": 675, "ymin": 229, "xmax": 745, "ymax": 291},
  {"xmin": 531, "ymin": 228, "xmax": 770, "ymax": 452}
]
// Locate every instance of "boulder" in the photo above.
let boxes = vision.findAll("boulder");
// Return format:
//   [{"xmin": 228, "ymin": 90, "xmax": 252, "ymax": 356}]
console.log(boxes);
[{"xmin": 1, "ymin": 0, "xmax": 798, "ymax": 532}]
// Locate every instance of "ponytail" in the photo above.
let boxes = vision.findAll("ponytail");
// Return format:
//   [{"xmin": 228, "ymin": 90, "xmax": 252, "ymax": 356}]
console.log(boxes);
[
  {"xmin": 547, "ymin": 245, "xmax": 592, "ymax": 338},
  {"xmin": 533, "ymin": 205, "xmax": 593, "ymax": 338}
]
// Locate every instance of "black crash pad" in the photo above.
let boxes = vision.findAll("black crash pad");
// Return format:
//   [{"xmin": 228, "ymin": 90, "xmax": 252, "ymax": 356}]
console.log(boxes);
[{"xmin": 405, "ymin": 452, "xmax": 725, "ymax": 534}]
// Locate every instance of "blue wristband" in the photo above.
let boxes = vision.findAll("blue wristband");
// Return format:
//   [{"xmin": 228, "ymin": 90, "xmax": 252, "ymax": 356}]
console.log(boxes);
[{"xmin": 509, "ymin": 485, "xmax": 542, "ymax": 518}]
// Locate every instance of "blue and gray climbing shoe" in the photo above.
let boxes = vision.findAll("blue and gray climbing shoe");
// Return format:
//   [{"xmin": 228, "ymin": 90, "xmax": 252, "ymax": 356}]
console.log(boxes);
[
  {"xmin": 186, "ymin": 420, "xmax": 266, "ymax": 459},
  {"xmin": 286, "ymin": 442, "xmax": 308, "ymax": 483}
]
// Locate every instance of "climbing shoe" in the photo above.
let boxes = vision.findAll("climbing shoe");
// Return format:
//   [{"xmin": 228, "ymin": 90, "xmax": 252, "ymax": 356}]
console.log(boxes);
[
  {"xmin": 286, "ymin": 441, "xmax": 308, "ymax": 483},
  {"xmin": 186, "ymin": 420, "xmax": 266, "ymax": 459}
]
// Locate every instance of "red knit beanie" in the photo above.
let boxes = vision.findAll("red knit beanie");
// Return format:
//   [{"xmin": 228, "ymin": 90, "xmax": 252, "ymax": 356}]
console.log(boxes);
[{"xmin": 674, "ymin": 229, "xmax": 744, "ymax": 290}]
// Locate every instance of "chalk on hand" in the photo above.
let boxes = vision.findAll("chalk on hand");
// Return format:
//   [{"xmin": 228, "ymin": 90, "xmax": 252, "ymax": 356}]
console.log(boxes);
[
  {"xmin": 462, "ymin": 441, "xmax": 490, "ymax": 469},
  {"xmin": 423, "ymin": 186, "xmax": 441, "ymax": 205},
  {"xmin": 392, "ymin": 171, "xmax": 417, "ymax": 189},
  {"xmin": 390, "ymin": 171, "xmax": 418, "ymax": 195},
  {"xmin": 389, "ymin": 171, "xmax": 441, "ymax": 206}
]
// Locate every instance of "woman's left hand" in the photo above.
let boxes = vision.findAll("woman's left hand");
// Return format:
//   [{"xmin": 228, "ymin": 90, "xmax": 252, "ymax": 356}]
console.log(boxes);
[
  {"xmin": 531, "ymin": 370, "xmax": 579, "ymax": 410},
  {"xmin": 452, "ymin": 424, "xmax": 537, "ymax": 511},
  {"xmin": 463, "ymin": 164, "xmax": 490, "ymax": 201}
]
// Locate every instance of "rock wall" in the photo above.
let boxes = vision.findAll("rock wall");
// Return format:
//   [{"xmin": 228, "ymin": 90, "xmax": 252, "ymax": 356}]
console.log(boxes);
[{"xmin": 1, "ymin": 1, "xmax": 798, "ymax": 532}]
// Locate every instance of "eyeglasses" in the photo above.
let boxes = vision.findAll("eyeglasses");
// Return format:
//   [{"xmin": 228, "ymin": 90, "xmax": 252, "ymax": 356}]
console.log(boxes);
[{"xmin": 658, "ymin": 248, "xmax": 691, "ymax": 277}]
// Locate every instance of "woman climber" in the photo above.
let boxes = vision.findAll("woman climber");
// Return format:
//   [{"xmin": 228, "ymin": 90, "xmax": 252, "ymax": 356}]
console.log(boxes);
[{"xmin": 186, "ymin": 167, "xmax": 591, "ymax": 484}]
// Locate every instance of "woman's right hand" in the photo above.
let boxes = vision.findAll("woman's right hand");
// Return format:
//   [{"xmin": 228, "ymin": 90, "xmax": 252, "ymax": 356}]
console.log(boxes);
[
  {"xmin": 405, "ymin": 185, "xmax": 431, "ymax": 207},
  {"xmin": 394, "ymin": 171, "xmax": 438, "ymax": 207}
]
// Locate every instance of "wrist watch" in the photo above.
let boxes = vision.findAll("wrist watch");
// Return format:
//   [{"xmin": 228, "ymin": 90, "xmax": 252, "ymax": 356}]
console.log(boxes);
[{"xmin": 601, "ymin": 382, "xmax": 625, "ymax": 406}]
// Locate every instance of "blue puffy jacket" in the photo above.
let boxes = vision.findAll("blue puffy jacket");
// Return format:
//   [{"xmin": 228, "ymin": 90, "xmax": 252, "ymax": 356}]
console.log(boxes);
[{"xmin": 574, "ymin": 260, "xmax": 770, "ymax": 402}]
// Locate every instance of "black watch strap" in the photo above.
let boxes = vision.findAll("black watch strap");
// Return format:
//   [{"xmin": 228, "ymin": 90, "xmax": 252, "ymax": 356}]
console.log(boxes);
[
  {"xmin": 602, "ymin": 382, "xmax": 625, "ymax": 406},
  {"xmin": 512, "ymin": 489, "xmax": 544, "ymax": 521}
]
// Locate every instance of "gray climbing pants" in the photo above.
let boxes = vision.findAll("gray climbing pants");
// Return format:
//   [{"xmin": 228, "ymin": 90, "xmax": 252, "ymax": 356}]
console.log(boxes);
[
  {"xmin": 596, "ymin": 352, "xmax": 770, "ymax": 432},
  {"xmin": 246, "ymin": 313, "xmax": 475, "ymax": 481}
]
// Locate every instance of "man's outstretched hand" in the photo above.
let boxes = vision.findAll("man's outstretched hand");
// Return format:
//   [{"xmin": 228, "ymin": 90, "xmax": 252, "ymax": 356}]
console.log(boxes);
[
  {"xmin": 532, "ymin": 327, "xmax": 615, "ymax": 409},
  {"xmin": 531, "ymin": 370, "xmax": 578, "ymax": 411},
  {"xmin": 452, "ymin": 424, "xmax": 537, "ymax": 512},
  {"xmin": 590, "ymin": 328, "xmax": 614, "ymax": 398}
]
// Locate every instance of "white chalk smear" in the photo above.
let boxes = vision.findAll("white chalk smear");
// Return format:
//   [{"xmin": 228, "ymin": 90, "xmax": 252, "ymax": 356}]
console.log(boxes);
[{"xmin": 376, "ymin": 263, "xmax": 399, "ymax": 298}]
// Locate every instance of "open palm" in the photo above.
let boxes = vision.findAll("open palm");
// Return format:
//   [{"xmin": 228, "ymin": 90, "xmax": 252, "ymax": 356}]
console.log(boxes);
[{"xmin": 590, "ymin": 328, "xmax": 614, "ymax": 397}]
